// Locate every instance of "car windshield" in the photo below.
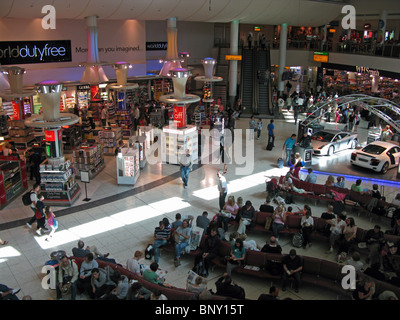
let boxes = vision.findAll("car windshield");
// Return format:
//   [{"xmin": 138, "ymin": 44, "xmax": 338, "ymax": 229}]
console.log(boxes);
[
  {"xmin": 362, "ymin": 144, "xmax": 386, "ymax": 155},
  {"xmin": 311, "ymin": 132, "xmax": 335, "ymax": 142}
]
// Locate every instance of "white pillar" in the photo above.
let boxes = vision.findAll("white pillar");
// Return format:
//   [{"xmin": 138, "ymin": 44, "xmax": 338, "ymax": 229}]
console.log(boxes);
[
  {"xmin": 278, "ymin": 23, "xmax": 288, "ymax": 95},
  {"xmin": 229, "ymin": 20, "xmax": 239, "ymax": 107}
]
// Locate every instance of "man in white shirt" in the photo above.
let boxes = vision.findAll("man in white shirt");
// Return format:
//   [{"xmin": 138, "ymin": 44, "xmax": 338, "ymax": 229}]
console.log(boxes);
[
  {"xmin": 300, "ymin": 211, "xmax": 314, "ymax": 248},
  {"xmin": 179, "ymin": 149, "xmax": 191, "ymax": 189},
  {"xmin": 101, "ymin": 106, "xmax": 108, "ymax": 127},
  {"xmin": 217, "ymin": 171, "xmax": 228, "ymax": 211},
  {"xmin": 326, "ymin": 214, "xmax": 346, "ymax": 253}
]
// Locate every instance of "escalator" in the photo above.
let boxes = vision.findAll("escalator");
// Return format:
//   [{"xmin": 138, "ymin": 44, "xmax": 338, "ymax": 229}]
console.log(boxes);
[{"xmin": 240, "ymin": 47, "xmax": 272, "ymax": 115}]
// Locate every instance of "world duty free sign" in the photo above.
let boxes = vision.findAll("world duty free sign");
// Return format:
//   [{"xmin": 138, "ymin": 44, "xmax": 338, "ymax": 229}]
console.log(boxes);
[{"xmin": 0, "ymin": 40, "xmax": 72, "ymax": 65}]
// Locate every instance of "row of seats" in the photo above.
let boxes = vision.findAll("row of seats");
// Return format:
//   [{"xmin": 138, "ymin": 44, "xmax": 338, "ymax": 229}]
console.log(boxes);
[
  {"xmin": 279, "ymin": 175, "xmax": 396, "ymax": 219},
  {"xmin": 205, "ymin": 236, "xmax": 400, "ymax": 300}
]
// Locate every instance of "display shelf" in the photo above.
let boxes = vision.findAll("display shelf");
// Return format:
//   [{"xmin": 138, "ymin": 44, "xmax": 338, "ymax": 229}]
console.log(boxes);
[
  {"xmin": 8, "ymin": 120, "xmax": 35, "ymax": 150},
  {"xmin": 2, "ymin": 101, "xmax": 13, "ymax": 118},
  {"xmin": 162, "ymin": 125, "xmax": 198, "ymax": 164},
  {"xmin": 98, "ymin": 127, "xmax": 122, "ymax": 155},
  {"xmin": 88, "ymin": 100, "xmax": 102, "ymax": 121},
  {"xmin": 72, "ymin": 143, "xmax": 105, "ymax": 179},
  {"xmin": 80, "ymin": 116, "xmax": 93, "ymax": 140},
  {"xmin": 39, "ymin": 158, "xmax": 81, "ymax": 206},
  {"xmin": 62, "ymin": 124, "xmax": 82, "ymax": 153},
  {"xmin": 153, "ymin": 78, "xmax": 171, "ymax": 101},
  {"xmin": 77, "ymin": 91, "xmax": 89, "ymax": 108},
  {"xmin": 0, "ymin": 155, "xmax": 28, "ymax": 209},
  {"xmin": 116, "ymin": 145, "xmax": 140, "ymax": 185}
]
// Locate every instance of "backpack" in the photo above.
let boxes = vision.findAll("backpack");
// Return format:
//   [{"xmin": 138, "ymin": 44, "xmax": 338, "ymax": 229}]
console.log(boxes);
[
  {"xmin": 145, "ymin": 244, "xmax": 154, "ymax": 260},
  {"xmin": 292, "ymin": 231, "xmax": 303, "ymax": 248},
  {"xmin": 22, "ymin": 190, "xmax": 34, "ymax": 206}
]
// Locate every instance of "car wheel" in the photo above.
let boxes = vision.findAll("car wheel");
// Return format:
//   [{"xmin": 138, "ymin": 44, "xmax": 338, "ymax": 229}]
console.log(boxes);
[
  {"xmin": 381, "ymin": 162, "xmax": 389, "ymax": 174},
  {"xmin": 327, "ymin": 146, "xmax": 335, "ymax": 156}
]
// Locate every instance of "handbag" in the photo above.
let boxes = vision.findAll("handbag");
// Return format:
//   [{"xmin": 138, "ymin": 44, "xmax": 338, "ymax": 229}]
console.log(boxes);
[{"xmin": 264, "ymin": 217, "xmax": 272, "ymax": 230}]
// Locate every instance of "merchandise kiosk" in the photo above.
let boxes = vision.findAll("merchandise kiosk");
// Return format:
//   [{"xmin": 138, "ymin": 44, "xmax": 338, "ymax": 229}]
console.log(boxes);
[
  {"xmin": 116, "ymin": 144, "xmax": 140, "ymax": 185},
  {"xmin": 159, "ymin": 68, "xmax": 200, "ymax": 165},
  {"xmin": 72, "ymin": 142, "xmax": 105, "ymax": 179},
  {"xmin": 24, "ymin": 81, "xmax": 81, "ymax": 206}
]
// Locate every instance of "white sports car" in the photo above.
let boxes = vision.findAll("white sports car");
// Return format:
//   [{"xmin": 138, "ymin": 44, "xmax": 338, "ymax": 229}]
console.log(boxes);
[
  {"xmin": 350, "ymin": 141, "xmax": 400, "ymax": 173},
  {"xmin": 311, "ymin": 130, "xmax": 358, "ymax": 156}
]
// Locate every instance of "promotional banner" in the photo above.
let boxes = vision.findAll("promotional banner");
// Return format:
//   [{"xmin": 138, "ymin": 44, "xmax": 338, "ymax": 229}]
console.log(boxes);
[{"xmin": 173, "ymin": 105, "xmax": 186, "ymax": 128}]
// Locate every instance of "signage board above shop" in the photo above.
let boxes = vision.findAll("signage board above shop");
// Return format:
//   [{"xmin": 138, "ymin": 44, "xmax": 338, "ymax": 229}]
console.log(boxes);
[
  {"xmin": 313, "ymin": 51, "xmax": 329, "ymax": 63},
  {"xmin": 0, "ymin": 40, "xmax": 72, "ymax": 65},
  {"xmin": 225, "ymin": 55, "xmax": 242, "ymax": 61}
]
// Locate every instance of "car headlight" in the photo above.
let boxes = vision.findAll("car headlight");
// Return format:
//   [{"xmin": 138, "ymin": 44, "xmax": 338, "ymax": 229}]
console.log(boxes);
[{"xmin": 318, "ymin": 145, "xmax": 326, "ymax": 149}]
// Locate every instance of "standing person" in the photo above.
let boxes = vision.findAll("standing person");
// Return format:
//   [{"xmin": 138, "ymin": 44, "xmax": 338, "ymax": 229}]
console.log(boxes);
[
  {"xmin": 179, "ymin": 149, "xmax": 191, "ymax": 189},
  {"xmin": 101, "ymin": 105, "xmax": 108, "ymax": 127},
  {"xmin": 27, "ymin": 149, "xmax": 41, "ymax": 183},
  {"xmin": 44, "ymin": 206, "xmax": 58, "ymax": 241},
  {"xmin": 247, "ymin": 32, "xmax": 253, "ymax": 49},
  {"xmin": 277, "ymin": 97, "xmax": 285, "ymax": 113},
  {"xmin": 217, "ymin": 171, "xmax": 228, "ymax": 212},
  {"xmin": 87, "ymin": 108, "xmax": 94, "ymax": 129},
  {"xmin": 292, "ymin": 153, "xmax": 303, "ymax": 179},
  {"xmin": 34, "ymin": 194, "xmax": 47, "ymax": 236},
  {"xmin": 174, "ymin": 219, "xmax": 191, "ymax": 267},
  {"xmin": 354, "ymin": 112, "xmax": 361, "ymax": 131},
  {"xmin": 300, "ymin": 210, "xmax": 314, "ymax": 249},
  {"xmin": 293, "ymin": 104, "xmax": 299, "ymax": 125},
  {"xmin": 26, "ymin": 184, "xmax": 41, "ymax": 229},
  {"xmin": 267, "ymin": 120, "xmax": 275, "ymax": 147},
  {"xmin": 249, "ymin": 115, "xmax": 256, "ymax": 140},
  {"xmin": 286, "ymin": 81, "xmax": 292, "ymax": 95},
  {"xmin": 256, "ymin": 118, "xmax": 263, "ymax": 140},
  {"xmin": 283, "ymin": 134, "xmax": 296, "ymax": 167},
  {"xmin": 152, "ymin": 221, "xmax": 171, "ymax": 264}
]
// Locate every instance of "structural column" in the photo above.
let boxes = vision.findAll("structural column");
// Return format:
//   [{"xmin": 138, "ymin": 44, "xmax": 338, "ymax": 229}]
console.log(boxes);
[
  {"xmin": 229, "ymin": 20, "xmax": 239, "ymax": 108},
  {"xmin": 277, "ymin": 23, "xmax": 288, "ymax": 96},
  {"xmin": 377, "ymin": 10, "xmax": 387, "ymax": 45}
]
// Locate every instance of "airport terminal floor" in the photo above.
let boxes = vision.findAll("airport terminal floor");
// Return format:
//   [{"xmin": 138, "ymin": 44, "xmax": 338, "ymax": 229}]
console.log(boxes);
[{"xmin": 0, "ymin": 111, "xmax": 397, "ymax": 300}]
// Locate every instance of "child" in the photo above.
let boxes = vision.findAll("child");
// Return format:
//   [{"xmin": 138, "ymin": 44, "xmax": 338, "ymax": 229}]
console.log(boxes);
[
  {"xmin": 45, "ymin": 206, "xmax": 58, "ymax": 241},
  {"xmin": 256, "ymin": 118, "xmax": 263, "ymax": 140}
]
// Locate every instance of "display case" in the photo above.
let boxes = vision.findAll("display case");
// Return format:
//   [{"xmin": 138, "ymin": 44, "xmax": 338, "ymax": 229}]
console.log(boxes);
[
  {"xmin": 98, "ymin": 127, "xmax": 122, "ymax": 155},
  {"xmin": 39, "ymin": 158, "xmax": 81, "ymax": 206},
  {"xmin": 115, "ymin": 109, "xmax": 133, "ymax": 139},
  {"xmin": 116, "ymin": 145, "xmax": 140, "ymax": 185},
  {"xmin": 0, "ymin": 155, "xmax": 28, "ymax": 209},
  {"xmin": 72, "ymin": 143, "xmax": 105, "ymax": 179},
  {"xmin": 162, "ymin": 125, "xmax": 198, "ymax": 164},
  {"xmin": 88, "ymin": 100, "xmax": 102, "ymax": 122},
  {"xmin": 8, "ymin": 120, "xmax": 35, "ymax": 150}
]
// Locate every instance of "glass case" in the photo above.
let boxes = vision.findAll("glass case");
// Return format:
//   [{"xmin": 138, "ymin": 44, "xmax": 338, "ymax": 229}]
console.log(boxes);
[{"xmin": 116, "ymin": 145, "xmax": 140, "ymax": 185}]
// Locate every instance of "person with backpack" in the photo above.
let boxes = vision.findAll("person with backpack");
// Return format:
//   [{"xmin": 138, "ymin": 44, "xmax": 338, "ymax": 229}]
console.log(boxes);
[
  {"xmin": 33, "ymin": 194, "xmax": 46, "ymax": 236},
  {"xmin": 25, "ymin": 184, "xmax": 44, "ymax": 230}
]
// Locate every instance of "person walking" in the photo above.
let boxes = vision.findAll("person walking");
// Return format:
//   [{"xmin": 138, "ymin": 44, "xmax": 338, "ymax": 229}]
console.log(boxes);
[
  {"xmin": 26, "ymin": 183, "xmax": 41, "ymax": 229},
  {"xmin": 44, "ymin": 206, "xmax": 58, "ymax": 241},
  {"xmin": 249, "ymin": 115, "xmax": 256, "ymax": 140},
  {"xmin": 256, "ymin": 118, "xmax": 263, "ymax": 140},
  {"xmin": 179, "ymin": 149, "xmax": 191, "ymax": 189},
  {"xmin": 267, "ymin": 120, "xmax": 275, "ymax": 147},
  {"xmin": 283, "ymin": 134, "xmax": 296, "ymax": 167},
  {"xmin": 217, "ymin": 171, "xmax": 228, "ymax": 212}
]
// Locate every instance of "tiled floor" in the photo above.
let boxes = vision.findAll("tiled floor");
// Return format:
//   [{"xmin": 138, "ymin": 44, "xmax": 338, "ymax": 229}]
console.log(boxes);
[{"xmin": 0, "ymin": 112, "xmax": 396, "ymax": 301}]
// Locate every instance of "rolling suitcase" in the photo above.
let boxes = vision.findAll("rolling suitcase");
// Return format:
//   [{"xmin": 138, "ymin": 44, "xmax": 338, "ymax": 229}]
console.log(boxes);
[
  {"xmin": 266, "ymin": 142, "xmax": 273, "ymax": 151},
  {"xmin": 277, "ymin": 157, "xmax": 284, "ymax": 168}
]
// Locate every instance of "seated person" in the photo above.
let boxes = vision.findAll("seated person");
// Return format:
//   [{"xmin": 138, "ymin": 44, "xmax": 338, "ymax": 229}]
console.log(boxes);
[
  {"xmin": 365, "ymin": 225, "xmax": 385, "ymax": 265},
  {"xmin": 196, "ymin": 211, "xmax": 210, "ymax": 231},
  {"xmin": 300, "ymin": 211, "xmax": 314, "ymax": 248},
  {"xmin": 281, "ymin": 249, "xmax": 303, "ymax": 293},
  {"xmin": 261, "ymin": 236, "xmax": 282, "ymax": 254},
  {"xmin": 239, "ymin": 233, "xmax": 261, "ymax": 251},
  {"xmin": 193, "ymin": 228, "xmax": 221, "ymax": 276},
  {"xmin": 386, "ymin": 218, "xmax": 400, "ymax": 236},
  {"xmin": 143, "ymin": 262, "xmax": 165, "ymax": 285},
  {"xmin": 304, "ymin": 168, "xmax": 317, "ymax": 184},
  {"xmin": 72, "ymin": 240, "xmax": 110, "ymax": 261},
  {"xmin": 126, "ymin": 282, "xmax": 152, "ymax": 300},
  {"xmin": 218, "ymin": 196, "xmax": 239, "ymax": 232},
  {"xmin": 259, "ymin": 198, "xmax": 274, "ymax": 213},
  {"xmin": 226, "ymin": 239, "xmax": 246, "ymax": 276},
  {"xmin": 295, "ymin": 204, "xmax": 312, "ymax": 216},
  {"xmin": 391, "ymin": 193, "xmax": 400, "ymax": 207},
  {"xmin": 153, "ymin": 221, "xmax": 171, "ymax": 264},
  {"xmin": 345, "ymin": 251, "xmax": 364, "ymax": 274},
  {"xmin": 325, "ymin": 175, "xmax": 335, "ymax": 187},
  {"xmin": 352, "ymin": 278, "xmax": 375, "ymax": 300},
  {"xmin": 323, "ymin": 190, "xmax": 358, "ymax": 206},
  {"xmin": 351, "ymin": 179, "xmax": 367, "ymax": 194},
  {"xmin": 215, "ymin": 273, "xmax": 245, "ymax": 299},
  {"xmin": 237, "ymin": 200, "xmax": 256, "ymax": 234},
  {"xmin": 333, "ymin": 176, "xmax": 345, "ymax": 188},
  {"xmin": 285, "ymin": 206, "xmax": 294, "ymax": 215}
]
